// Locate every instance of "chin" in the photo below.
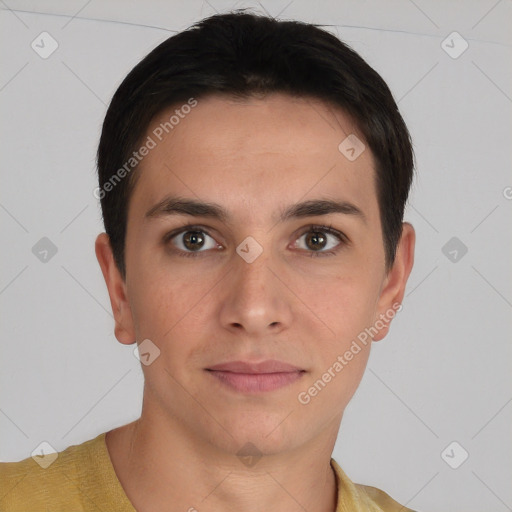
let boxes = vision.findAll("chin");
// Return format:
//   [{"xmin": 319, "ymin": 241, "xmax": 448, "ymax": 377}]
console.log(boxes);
[{"xmin": 221, "ymin": 414, "xmax": 303, "ymax": 454}]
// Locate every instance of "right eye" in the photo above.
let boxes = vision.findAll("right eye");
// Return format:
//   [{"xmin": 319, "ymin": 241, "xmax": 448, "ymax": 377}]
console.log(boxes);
[{"xmin": 164, "ymin": 225, "xmax": 223, "ymax": 258}]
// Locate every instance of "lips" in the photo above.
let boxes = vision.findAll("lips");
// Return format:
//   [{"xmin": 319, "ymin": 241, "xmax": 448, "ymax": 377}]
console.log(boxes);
[
  {"xmin": 206, "ymin": 360, "xmax": 303, "ymax": 374},
  {"xmin": 205, "ymin": 360, "xmax": 305, "ymax": 393}
]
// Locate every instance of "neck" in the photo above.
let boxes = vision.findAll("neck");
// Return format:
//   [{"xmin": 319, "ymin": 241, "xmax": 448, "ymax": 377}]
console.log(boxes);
[{"xmin": 106, "ymin": 406, "xmax": 339, "ymax": 512}]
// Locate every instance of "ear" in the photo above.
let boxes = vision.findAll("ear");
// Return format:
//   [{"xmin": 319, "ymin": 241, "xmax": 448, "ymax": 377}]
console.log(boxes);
[
  {"xmin": 95, "ymin": 232, "xmax": 136, "ymax": 345},
  {"xmin": 372, "ymin": 222, "xmax": 415, "ymax": 342}
]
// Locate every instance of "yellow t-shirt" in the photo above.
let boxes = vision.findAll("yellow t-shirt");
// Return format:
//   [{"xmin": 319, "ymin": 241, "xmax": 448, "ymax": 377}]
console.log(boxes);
[{"xmin": 0, "ymin": 432, "xmax": 416, "ymax": 511}]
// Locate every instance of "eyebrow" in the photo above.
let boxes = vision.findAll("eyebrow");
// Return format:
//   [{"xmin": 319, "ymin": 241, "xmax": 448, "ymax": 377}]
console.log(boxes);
[{"xmin": 145, "ymin": 196, "xmax": 366, "ymax": 224}]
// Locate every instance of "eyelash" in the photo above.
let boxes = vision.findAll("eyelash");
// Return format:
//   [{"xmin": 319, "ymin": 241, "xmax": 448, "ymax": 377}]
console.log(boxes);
[{"xmin": 163, "ymin": 223, "xmax": 348, "ymax": 259}]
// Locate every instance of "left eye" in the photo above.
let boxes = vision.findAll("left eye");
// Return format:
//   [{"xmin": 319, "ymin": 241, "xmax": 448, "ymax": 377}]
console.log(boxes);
[{"xmin": 293, "ymin": 227, "xmax": 344, "ymax": 254}]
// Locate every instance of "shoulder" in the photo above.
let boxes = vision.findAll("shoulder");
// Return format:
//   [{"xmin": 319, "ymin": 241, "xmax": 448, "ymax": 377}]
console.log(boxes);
[
  {"xmin": 354, "ymin": 483, "xmax": 418, "ymax": 512},
  {"xmin": 331, "ymin": 458, "xmax": 418, "ymax": 512},
  {"xmin": 0, "ymin": 433, "xmax": 106, "ymax": 511}
]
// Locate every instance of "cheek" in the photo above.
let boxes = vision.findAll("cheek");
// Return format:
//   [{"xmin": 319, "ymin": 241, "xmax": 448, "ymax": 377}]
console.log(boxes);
[
  {"xmin": 298, "ymin": 282, "xmax": 374, "ymax": 409},
  {"xmin": 314, "ymin": 273, "xmax": 381, "ymax": 341},
  {"xmin": 127, "ymin": 265, "xmax": 220, "ymax": 369},
  {"xmin": 296, "ymin": 339, "xmax": 371, "ymax": 420},
  {"xmin": 127, "ymin": 266, "xmax": 195, "ymax": 340},
  {"xmin": 301, "ymin": 274, "xmax": 378, "ymax": 401}
]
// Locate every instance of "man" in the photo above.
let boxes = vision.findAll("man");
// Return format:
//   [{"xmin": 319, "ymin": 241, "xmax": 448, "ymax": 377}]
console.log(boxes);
[{"xmin": 0, "ymin": 11, "xmax": 416, "ymax": 511}]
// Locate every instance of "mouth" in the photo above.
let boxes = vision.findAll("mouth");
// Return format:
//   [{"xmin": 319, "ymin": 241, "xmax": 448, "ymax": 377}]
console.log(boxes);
[{"xmin": 205, "ymin": 360, "xmax": 306, "ymax": 393}]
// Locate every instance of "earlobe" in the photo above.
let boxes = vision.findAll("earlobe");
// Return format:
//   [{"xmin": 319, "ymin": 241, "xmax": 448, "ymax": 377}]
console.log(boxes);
[
  {"xmin": 95, "ymin": 233, "xmax": 136, "ymax": 345},
  {"xmin": 372, "ymin": 222, "xmax": 415, "ymax": 342}
]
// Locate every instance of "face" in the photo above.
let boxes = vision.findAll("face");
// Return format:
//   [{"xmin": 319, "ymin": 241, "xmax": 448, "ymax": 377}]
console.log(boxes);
[{"xmin": 96, "ymin": 93, "xmax": 414, "ymax": 457}]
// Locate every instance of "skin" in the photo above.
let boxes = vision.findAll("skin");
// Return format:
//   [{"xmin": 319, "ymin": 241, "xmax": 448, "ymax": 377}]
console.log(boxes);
[{"xmin": 95, "ymin": 93, "xmax": 415, "ymax": 512}]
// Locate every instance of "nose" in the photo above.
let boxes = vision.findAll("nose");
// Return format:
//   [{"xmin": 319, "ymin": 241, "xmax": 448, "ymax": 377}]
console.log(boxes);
[{"xmin": 218, "ymin": 245, "xmax": 293, "ymax": 337}]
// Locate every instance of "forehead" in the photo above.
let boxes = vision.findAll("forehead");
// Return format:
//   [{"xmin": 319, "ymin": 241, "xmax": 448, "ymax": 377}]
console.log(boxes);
[{"xmin": 128, "ymin": 93, "xmax": 378, "ymax": 226}]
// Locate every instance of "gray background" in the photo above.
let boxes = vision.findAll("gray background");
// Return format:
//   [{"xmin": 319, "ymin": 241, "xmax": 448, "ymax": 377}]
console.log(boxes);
[{"xmin": 1, "ymin": 1, "xmax": 511, "ymax": 511}]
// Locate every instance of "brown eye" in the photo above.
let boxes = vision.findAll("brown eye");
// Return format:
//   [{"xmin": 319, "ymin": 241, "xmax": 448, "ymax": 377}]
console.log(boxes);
[
  {"xmin": 166, "ymin": 227, "xmax": 220, "ymax": 256},
  {"xmin": 294, "ymin": 225, "xmax": 346, "ymax": 257},
  {"xmin": 304, "ymin": 231, "xmax": 328, "ymax": 251},
  {"xmin": 182, "ymin": 231, "xmax": 206, "ymax": 251}
]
